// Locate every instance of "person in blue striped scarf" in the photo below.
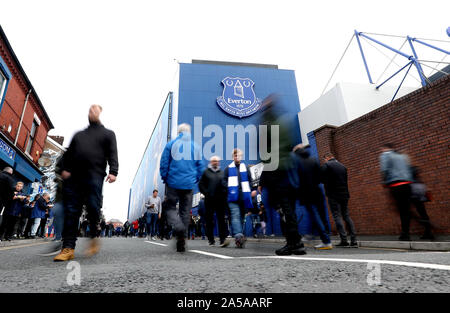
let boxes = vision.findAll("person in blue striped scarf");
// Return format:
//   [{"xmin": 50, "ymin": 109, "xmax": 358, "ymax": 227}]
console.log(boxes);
[{"xmin": 223, "ymin": 148, "xmax": 253, "ymax": 248}]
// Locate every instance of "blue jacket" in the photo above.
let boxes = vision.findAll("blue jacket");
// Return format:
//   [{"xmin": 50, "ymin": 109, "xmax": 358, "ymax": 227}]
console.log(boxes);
[
  {"xmin": 379, "ymin": 151, "xmax": 413, "ymax": 185},
  {"xmin": 6, "ymin": 191, "xmax": 26, "ymax": 217},
  {"xmin": 31, "ymin": 197, "xmax": 48, "ymax": 219},
  {"xmin": 160, "ymin": 132, "xmax": 204, "ymax": 190}
]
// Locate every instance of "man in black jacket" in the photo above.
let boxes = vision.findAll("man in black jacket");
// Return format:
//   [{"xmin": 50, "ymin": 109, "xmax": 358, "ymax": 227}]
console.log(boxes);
[
  {"xmin": 54, "ymin": 104, "xmax": 118, "ymax": 262},
  {"xmin": 0, "ymin": 167, "xmax": 15, "ymax": 240},
  {"xmin": 199, "ymin": 156, "xmax": 229, "ymax": 247},
  {"xmin": 293, "ymin": 144, "xmax": 332, "ymax": 250},
  {"xmin": 321, "ymin": 153, "xmax": 357, "ymax": 247}
]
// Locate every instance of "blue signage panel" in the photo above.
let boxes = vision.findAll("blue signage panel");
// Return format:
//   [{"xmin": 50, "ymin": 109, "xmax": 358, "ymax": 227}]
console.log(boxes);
[
  {"xmin": 0, "ymin": 138, "xmax": 16, "ymax": 161},
  {"xmin": 217, "ymin": 77, "xmax": 261, "ymax": 118}
]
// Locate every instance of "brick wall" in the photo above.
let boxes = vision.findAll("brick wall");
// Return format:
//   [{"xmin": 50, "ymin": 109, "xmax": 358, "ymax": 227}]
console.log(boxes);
[
  {"xmin": 0, "ymin": 34, "xmax": 52, "ymax": 164},
  {"xmin": 314, "ymin": 75, "xmax": 450, "ymax": 235}
]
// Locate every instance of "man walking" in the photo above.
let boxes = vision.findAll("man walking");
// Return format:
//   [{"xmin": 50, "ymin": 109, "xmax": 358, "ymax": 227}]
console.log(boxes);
[
  {"xmin": 54, "ymin": 104, "xmax": 118, "ymax": 261},
  {"xmin": 145, "ymin": 190, "xmax": 161, "ymax": 241},
  {"xmin": 379, "ymin": 143, "xmax": 414, "ymax": 241},
  {"xmin": 160, "ymin": 123, "xmax": 204, "ymax": 252},
  {"xmin": 293, "ymin": 144, "xmax": 332, "ymax": 250},
  {"xmin": 258, "ymin": 95, "xmax": 306, "ymax": 255},
  {"xmin": 321, "ymin": 152, "xmax": 357, "ymax": 247},
  {"xmin": 199, "ymin": 156, "xmax": 229, "ymax": 247}
]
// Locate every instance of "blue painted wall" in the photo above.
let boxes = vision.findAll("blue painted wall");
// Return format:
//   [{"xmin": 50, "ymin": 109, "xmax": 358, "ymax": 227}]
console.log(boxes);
[{"xmin": 177, "ymin": 62, "xmax": 302, "ymax": 164}]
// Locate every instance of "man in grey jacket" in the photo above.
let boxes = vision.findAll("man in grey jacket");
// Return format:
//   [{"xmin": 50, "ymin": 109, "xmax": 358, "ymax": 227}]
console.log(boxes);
[
  {"xmin": 379, "ymin": 143, "xmax": 414, "ymax": 241},
  {"xmin": 145, "ymin": 190, "xmax": 161, "ymax": 241}
]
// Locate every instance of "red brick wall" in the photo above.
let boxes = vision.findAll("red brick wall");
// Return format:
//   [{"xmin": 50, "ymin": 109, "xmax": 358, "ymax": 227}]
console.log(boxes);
[
  {"xmin": 0, "ymin": 35, "xmax": 51, "ymax": 164},
  {"xmin": 314, "ymin": 75, "xmax": 450, "ymax": 235}
]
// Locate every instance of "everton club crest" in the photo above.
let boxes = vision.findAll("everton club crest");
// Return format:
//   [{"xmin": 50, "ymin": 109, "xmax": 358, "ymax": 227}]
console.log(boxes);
[{"xmin": 217, "ymin": 77, "xmax": 262, "ymax": 118}]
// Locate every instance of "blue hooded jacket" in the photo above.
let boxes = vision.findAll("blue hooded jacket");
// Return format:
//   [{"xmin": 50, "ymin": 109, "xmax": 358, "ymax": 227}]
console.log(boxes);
[
  {"xmin": 160, "ymin": 132, "xmax": 204, "ymax": 190},
  {"xmin": 31, "ymin": 197, "xmax": 48, "ymax": 219}
]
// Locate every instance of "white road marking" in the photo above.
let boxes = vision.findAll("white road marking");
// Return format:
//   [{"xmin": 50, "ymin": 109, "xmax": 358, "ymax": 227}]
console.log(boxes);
[
  {"xmin": 237, "ymin": 256, "xmax": 450, "ymax": 271},
  {"xmin": 145, "ymin": 241, "xmax": 168, "ymax": 247},
  {"xmin": 142, "ymin": 240, "xmax": 450, "ymax": 271},
  {"xmin": 188, "ymin": 250, "xmax": 235, "ymax": 259}
]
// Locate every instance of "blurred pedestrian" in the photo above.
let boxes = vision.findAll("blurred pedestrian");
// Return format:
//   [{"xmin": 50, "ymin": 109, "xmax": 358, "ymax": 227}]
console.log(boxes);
[
  {"xmin": 159, "ymin": 123, "xmax": 204, "ymax": 252},
  {"xmin": 321, "ymin": 152, "xmax": 357, "ymax": 247},
  {"xmin": 54, "ymin": 104, "xmax": 118, "ymax": 261},
  {"xmin": 199, "ymin": 156, "xmax": 229, "ymax": 247},
  {"xmin": 379, "ymin": 143, "xmax": 414, "ymax": 241},
  {"xmin": 293, "ymin": 144, "xmax": 332, "ymax": 250},
  {"xmin": 410, "ymin": 166, "xmax": 434, "ymax": 240},
  {"xmin": 258, "ymin": 95, "xmax": 306, "ymax": 255}
]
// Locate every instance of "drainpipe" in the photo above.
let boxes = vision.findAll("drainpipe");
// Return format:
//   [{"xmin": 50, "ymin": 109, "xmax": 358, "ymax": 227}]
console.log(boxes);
[{"xmin": 14, "ymin": 88, "xmax": 32, "ymax": 146}]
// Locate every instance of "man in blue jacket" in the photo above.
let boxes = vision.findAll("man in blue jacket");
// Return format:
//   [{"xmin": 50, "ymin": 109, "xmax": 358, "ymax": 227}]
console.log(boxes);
[{"xmin": 160, "ymin": 123, "xmax": 204, "ymax": 252}]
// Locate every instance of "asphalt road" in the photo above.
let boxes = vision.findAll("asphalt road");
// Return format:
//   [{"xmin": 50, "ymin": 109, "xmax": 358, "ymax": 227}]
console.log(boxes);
[{"xmin": 0, "ymin": 237, "xmax": 449, "ymax": 293}]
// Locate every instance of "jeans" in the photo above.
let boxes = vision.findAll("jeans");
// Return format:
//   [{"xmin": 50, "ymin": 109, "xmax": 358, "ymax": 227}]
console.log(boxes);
[
  {"xmin": 51, "ymin": 202, "xmax": 64, "ymax": 240},
  {"xmin": 304, "ymin": 204, "xmax": 331, "ymax": 244},
  {"xmin": 146, "ymin": 213, "xmax": 158, "ymax": 237},
  {"xmin": 31, "ymin": 218, "xmax": 41, "ymax": 236},
  {"xmin": 228, "ymin": 202, "xmax": 245, "ymax": 239},
  {"xmin": 328, "ymin": 197, "xmax": 356, "ymax": 242},
  {"xmin": 62, "ymin": 176, "xmax": 104, "ymax": 249},
  {"xmin": 165, "ymin": 186, "xmax": 193, "ymax": 239}
]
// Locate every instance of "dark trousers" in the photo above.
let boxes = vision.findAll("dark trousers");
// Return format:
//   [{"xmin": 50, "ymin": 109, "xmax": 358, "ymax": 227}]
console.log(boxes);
[
  {"xmin": 328, "ymin": 197, "xmax": 356, "ymax": 242},
  {"xmin": 390, "ymin": 184, "xmax": 412, "ymax": 236},
  {"xmin": 23, "ymin": 218, "xmax": 34, "ymax": 237},
  {"xmin": 0, "ymin": 214, "xmax": 19, "ymax": 239},
  {"xmin": 165, "ymin": 186, "xmax": 193, "ymax": 239},
  {"xmin": 411, "ymin": 199, "xmax": 432, "ymax": 234},
  {"xmin": 204, "ymin": 197, "xmax": 227, "ymax": 244},
  {"xmin": 62, "ymin": 176, "xmax": 104, "ymax": 249},
  {"xmin": 37, "ymin": 217, "xmax": 47, "ymax": 237},
  {"xmin": 16, "ymin": 217, "xmax": 28, "ymax": 237},
  {"xmin": 266, "ymin": 183, "xmax": 301, "ymax": 246}
]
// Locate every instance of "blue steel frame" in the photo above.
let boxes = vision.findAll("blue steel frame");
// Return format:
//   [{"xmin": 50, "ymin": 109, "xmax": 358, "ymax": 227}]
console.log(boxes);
[{"xmin": 355, "ymin": 30, "xmax": 450, "ymax": 89}]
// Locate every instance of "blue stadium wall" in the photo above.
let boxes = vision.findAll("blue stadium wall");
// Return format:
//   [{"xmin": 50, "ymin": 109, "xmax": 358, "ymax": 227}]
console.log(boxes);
[
  {"xmin": 177, "ymin": 62, "xmax": 305, "ymax": 236},
  {"xmin": 177, "ymin": 62, "xmax": 302, "ymax": 164},
  {"xmin": 128, "ymin": 62, "xmax": 330, "ymax": 236}
]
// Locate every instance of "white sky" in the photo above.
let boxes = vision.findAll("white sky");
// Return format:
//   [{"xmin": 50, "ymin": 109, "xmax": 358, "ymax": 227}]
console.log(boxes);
[{"xmin": 0, "ymin": 0, "xmax": 449, "ymax": 222}]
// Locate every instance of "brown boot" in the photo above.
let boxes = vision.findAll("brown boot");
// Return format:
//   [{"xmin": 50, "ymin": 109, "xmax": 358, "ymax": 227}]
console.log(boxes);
[
  {"xmin": 84, "ymin": 238, "xmax": 100, "ymax": 257},
  {"xmin": 53, "ymin": 248, "xmax": 75, "ymax": 262}
]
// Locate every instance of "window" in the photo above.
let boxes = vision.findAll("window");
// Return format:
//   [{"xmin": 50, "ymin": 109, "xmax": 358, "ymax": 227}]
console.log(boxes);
[
  {"xmin": 26, "ymin": 120, "xmax": 39, "ymax": 155},
  {"xmin": 0, "ymin": 71, "xmax": 5, "ymax": 101}
]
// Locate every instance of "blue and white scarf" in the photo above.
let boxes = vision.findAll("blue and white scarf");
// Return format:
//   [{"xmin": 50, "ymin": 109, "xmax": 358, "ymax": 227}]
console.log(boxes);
[{"xmin": 227, "ymin": 162, "xmax": 253, "ymax": 209}]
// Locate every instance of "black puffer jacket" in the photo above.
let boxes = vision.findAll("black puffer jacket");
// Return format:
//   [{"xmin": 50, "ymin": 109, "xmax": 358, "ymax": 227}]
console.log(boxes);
[{"xmin": 321, "ymin": 158, "xmax": 350, "ymax": 200}]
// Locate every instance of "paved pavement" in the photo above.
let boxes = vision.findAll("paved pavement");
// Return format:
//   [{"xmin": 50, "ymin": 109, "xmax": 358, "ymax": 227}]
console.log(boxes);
[{"xmin": 0, "ymin": 237, "xmax": 449, "ymax": 293}]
